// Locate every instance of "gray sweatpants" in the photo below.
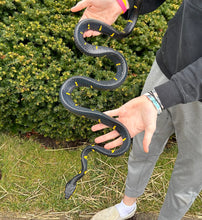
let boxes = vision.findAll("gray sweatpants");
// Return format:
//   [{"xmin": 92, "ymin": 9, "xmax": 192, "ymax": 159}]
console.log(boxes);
[{"xmin": 125, "ymin": 60, "xmax": 202, "ymax": 220}]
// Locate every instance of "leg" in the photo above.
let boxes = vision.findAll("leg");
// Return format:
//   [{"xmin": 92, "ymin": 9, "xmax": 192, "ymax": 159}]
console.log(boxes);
[
  {"xmin": 158, "ymin": 102, "xmax": 202, "ymax": 220},
  {"xmin": 125, "ymin": 109, "xmax": 174, "ymax": 198},
  {"xmin": 125, "ymin": 59, "xmax": 174, "ymax": 199},
  {"xmin": 91, "ymin": 59, "xmax": 174, "ymax": 220}
]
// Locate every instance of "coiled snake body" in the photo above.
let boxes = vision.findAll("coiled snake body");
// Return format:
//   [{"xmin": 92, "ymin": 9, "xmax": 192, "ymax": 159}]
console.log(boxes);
[{"xmin": 59, "ymin": 1, "xmax": 141, "ymax": 200}]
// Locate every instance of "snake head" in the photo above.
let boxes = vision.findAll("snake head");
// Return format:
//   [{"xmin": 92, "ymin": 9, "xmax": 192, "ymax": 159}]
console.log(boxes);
[{"xmin": 65, "ymin": 179, "xmax": 77, "ymax": 200}]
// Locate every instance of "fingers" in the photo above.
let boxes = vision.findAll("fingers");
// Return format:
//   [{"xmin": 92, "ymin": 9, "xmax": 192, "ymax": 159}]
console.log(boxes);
[
  {"xmin": 71, "ymin": 0, "xmax": 90, "ymax": 12},
  {"xmin": 71, "ymin": 0, "xmax": 101, "ymax": 37},
  {"xmin": 83, "ymin": 30, "xmax": 101, "ymax": 38},
  {"xmin": 104, "ymin": 136, "xmax": 123, "ymax": 149},
  {"xmin": 94, "ymin": 130, "xmax": 119, "ymax": 144},
  {"xmin": 91, "ymin": 108, "xmax": 123, "ymax": 149},
  {"xmin": 91, "ymin": 124, "xmax": 123, "ymax": 149},
  {"xmin": 91, "ymin": 123, "xmax": 108, "ymax": 132},
  {"xmin": 104, "ymin": 108, "xmax": 120, "ymax": 117},
  {"xmin": 91, "ymin": 108, "xmax": 120, "ymax": 132},
  {"xmin": 143, "ymin": 126, "xmax": 156, "ymax": 153}
]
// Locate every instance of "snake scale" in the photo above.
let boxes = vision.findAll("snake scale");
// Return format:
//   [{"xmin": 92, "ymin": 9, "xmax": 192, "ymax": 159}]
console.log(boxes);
[{"xmin": 59, "ymin": 0, "xmax": 141, "ymax": 200}]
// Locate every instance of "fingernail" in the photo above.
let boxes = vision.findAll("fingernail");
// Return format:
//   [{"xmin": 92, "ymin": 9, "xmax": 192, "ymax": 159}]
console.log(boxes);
[
  {"xmin": 95, "ymin": 138, "xmax": 99, "ymax": 143},
  {"xmin": 104, "ymin": 144, "xmax": 110, "ymax": 149}
]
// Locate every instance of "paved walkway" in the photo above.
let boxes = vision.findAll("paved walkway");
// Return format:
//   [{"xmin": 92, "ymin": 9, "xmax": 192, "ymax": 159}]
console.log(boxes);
[{"xmin": 130, "ymin": 213, "xmax": 202, "ymax": 220}]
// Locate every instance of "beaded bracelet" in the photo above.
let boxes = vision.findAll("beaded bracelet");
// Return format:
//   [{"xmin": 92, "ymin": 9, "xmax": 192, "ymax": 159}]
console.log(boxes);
[
  {"xmin": 116, "ymin": 0, "xmax": 127, "ymax": 13},
  {"xmin": 149, "ymin": 89, "xmax": 164, "ymax": 111},
  {"xmin": 144, "ymin": 90, "xmax": 164, "ymax": 115}
]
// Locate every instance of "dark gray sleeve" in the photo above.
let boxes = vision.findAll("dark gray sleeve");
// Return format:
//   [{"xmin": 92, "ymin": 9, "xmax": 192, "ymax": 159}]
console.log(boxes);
[
  {"xmin": 155, "ymin": 57, "xmax": 202, "ymax": 109},
  {"xmin": 122, "ymin": 0, "xmax": 166, "ymax": 20}
]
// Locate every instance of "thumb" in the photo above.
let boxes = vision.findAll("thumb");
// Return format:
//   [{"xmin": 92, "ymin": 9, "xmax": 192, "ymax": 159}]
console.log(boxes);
[
  {"xmin": 71, "ymin": 0, "xmax": 90, "ymax": 12},
  {"xmin": 143, "ymin": 126, "xmax": 155, "ymax": 153},
  {"xmin": 104, "ymin": 108, "xmax": 120, "ymax": 118}
]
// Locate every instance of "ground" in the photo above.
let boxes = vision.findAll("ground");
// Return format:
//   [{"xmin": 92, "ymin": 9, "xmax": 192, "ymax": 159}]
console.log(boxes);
[{"xmin": 0, "ymin": 212, "xmax": 201, "ymax": 220}]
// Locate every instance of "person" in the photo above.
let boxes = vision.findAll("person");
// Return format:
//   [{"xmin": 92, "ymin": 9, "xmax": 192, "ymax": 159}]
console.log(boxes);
[{"xmin": 71, "ymin": 0, "xmax": 202, "ymax": 219}]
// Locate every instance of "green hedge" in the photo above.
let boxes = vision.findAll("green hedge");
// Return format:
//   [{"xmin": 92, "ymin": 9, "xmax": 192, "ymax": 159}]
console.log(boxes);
[{"xmin": 0, "ymin": 0, "xmax": 181, "ymax": 141}]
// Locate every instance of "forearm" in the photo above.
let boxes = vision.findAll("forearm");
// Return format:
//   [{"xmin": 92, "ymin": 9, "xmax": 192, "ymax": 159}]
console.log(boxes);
[{"xmin": 155, "ymin": 57, "xmax": 202, "ymax": 108}]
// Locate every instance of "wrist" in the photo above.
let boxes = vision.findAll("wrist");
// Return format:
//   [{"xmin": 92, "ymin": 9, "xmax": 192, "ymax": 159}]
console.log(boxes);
[
  {"xmin": 144, "ymin": 89, "xmax": 164, "ymax": 115},
  {"xmin": 116, "ymin": 0, "xmax": 129, "ymax": 14}
]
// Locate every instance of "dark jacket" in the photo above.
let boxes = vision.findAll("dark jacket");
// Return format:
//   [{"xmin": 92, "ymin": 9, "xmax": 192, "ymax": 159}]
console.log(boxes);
[{"xmin": 126, "ymin": 0, "xmax": 202, "ymax": 108}]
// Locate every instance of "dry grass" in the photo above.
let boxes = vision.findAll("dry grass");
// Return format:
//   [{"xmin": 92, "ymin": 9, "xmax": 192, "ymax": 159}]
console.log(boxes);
[{"xmin": 0, "ymin": 133, "xmax": 201, "ymax": 220}]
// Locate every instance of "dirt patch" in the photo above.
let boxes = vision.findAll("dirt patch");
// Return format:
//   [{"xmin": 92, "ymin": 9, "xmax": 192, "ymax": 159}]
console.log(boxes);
[{"xmin": 21, "ymin": 131, "xmax": 86, "ymax": 150}]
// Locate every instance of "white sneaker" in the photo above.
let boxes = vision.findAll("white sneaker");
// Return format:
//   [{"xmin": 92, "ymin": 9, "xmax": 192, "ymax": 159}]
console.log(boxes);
[{"xmin": 91, "ymin": 205, "xmax": 136, "ymax": 220}]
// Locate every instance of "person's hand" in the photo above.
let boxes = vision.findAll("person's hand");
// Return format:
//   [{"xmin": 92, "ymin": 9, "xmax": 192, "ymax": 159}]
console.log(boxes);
[
  {"xmin": 91, "ymin": 95, "xmax": 158, "ymax": 153},
  {"xmin": 71, "ymin": 0, "xmax": 129, "ymax": 37}
]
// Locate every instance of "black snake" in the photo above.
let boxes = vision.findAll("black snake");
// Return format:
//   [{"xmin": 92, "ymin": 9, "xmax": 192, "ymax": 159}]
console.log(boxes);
[{"xmin": 59, "ymin": 1, "xmax": 141, "ymax": 200}]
